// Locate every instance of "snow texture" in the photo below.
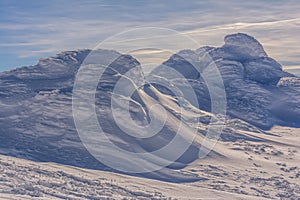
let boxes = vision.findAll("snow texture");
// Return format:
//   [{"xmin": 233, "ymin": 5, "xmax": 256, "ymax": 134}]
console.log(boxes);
[{"xmin": 0, "ymin": 33, "xmax": 299, "ymax": 199}]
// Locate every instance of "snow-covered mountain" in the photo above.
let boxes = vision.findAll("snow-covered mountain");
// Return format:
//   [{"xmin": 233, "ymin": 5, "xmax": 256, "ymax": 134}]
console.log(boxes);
[
  {"xmin": 162, "ymin": 33, "xmax": 299, "ymax": 129},
  {"xmin": 0, "ymin": 33, "xmax": 299, "ymax": 199}
]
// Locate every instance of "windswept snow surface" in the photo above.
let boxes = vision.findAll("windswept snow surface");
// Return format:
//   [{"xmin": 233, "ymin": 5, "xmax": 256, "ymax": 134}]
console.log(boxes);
[
  {"xmin": 0, "ymin": 127, "xmax": 299, "ymax": 199},
  {"xmin": 0, "ymin": 33, "xmax": 299, "ymax": 199}
]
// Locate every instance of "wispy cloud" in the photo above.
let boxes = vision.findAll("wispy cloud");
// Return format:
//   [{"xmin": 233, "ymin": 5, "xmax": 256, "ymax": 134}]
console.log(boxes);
[
  {"xmin": 283, "ymin": 66, "xmax": 300, "ymax": 76},
  {"xmin": 185, "ymin": 18, "xmax": 300, "ymax": 34},
  {"xmin": 283, "ymin": 66, "xmax": 300, "ymax": 70}
]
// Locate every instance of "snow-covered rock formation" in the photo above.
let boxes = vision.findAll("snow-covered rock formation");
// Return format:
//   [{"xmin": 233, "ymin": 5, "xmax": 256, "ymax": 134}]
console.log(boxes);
[
  {"xmin": 162, "ymin": 33, "xmax": 299, "ymax": 129},
  {"xmin": 0, "ymin": 33, "xmax": 299, "ymax": 184}
]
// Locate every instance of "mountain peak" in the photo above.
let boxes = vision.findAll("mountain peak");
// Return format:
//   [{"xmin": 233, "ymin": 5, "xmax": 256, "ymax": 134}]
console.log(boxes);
[
  {"xmin": 223, "ymin": 33, "xmax": 267, "ymax": 60},
  {"xmin": 37, "ymin": 49, "xmax": 91, "ymax": 66}
]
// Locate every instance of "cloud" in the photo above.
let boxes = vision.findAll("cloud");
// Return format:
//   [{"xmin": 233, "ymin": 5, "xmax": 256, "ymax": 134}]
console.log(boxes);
[
  {"xmin": 283, "ymin": 66, "xmax": 300, "ymax": 76},
  {"xmin": 283, "ymin": 66, "xmax": 300, "ymax": 70},
  {"xmin": 185, "ymin": 18, "xmax": 300, "ymax": 34}
]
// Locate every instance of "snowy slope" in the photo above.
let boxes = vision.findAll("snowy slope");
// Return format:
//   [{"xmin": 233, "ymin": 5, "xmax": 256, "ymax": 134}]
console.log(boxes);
[
  {"xmin": 0, "ymin": 126, "xmax": 299, "ymax": 199},
  {"xmin": 0, "ymin": 154, "xmax": 267, "ymax": 200}
]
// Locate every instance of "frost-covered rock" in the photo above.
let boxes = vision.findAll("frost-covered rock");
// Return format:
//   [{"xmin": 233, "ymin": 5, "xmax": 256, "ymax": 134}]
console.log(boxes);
[
  {"xmin": 243, "ymin": 57, "xmax": 291, "ymax": 85},
  {"xmin": 277, "ymin": 76, "xmax": 300, "ymax": 89},
  {"xmin": 223, "ymin": 33, "xmax": 267, "ymax": 60},
  {"xmin": 214, "ymin": 59, "xmax": 245, "ymax": 83},
  {"xmin": 161, "ymin": 33, "xmax": 299, "ymax": 129},
  {"xmin": 161, "ymin": 49, "xmax": 201, "ymax": 79},
  {"xmin": 0, "ymin": 33, "xmax": 299, "ymax": 184}
]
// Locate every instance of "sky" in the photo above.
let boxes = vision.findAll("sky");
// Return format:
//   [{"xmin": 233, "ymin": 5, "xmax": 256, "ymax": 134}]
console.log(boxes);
[{"xmin": 0, "ymin": 0, "xmax": 300, "ymax": 76}]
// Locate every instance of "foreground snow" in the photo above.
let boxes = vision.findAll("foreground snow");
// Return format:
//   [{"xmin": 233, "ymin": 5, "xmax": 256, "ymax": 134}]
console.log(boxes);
[
  {"xmin": 0, "ymin": 155, "xmax": 261, "ymax": 200},
  {"xmin": 0, "ymin": 126, "xmax": 299, "ymax": 199}
]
